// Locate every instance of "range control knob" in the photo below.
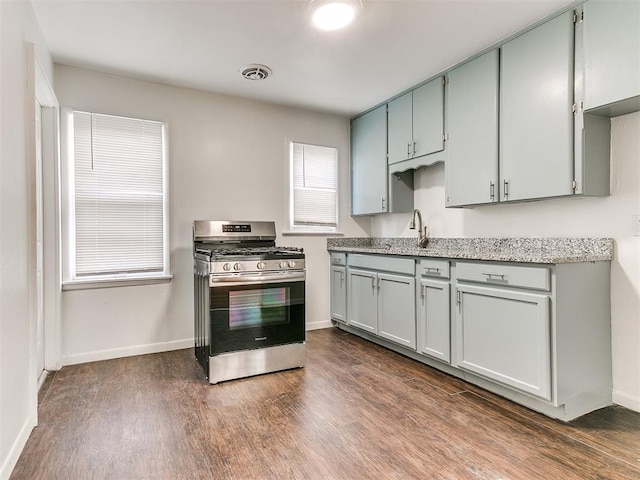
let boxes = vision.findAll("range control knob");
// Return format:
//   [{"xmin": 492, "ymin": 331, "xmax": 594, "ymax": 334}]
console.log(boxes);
[
  {"xmin": 257, "ymin": 261, "xmax": 266, "ymax": 270},
  {"xmin": 279, "ymin": 261, "xmax": 288, "ymax": 269},
  {"xmin": 222, "ymin": 263, "xmax": 231, "ymax": 271},
  {"xmin": 233, "ymin": 263, "xmax": 241, "ymax": 271},
  {"xmin": 288, "ymin": 260, "xmax": 296, "ymax": 268}
]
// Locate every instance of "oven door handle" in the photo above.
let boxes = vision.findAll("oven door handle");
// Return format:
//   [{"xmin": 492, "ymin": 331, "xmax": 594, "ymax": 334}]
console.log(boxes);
[{"xmin": 209, "ymin": 271, "xmax": 305, "ymax": 286}]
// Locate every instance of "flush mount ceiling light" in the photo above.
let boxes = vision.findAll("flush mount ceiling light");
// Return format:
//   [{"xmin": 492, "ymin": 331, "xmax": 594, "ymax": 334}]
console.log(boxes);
[
  {"xmin": 309, "ymin": 0, "xmax": 362, "ymax": 31},
  {"xmin": 239, "ymin": 64, "xmax": 272, "ymax": 81}
]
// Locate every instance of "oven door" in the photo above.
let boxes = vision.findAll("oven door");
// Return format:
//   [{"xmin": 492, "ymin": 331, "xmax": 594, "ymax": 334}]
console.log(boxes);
[{"xmin": 209, "ymin": 272, "xmax": 305, "ymax": 355}]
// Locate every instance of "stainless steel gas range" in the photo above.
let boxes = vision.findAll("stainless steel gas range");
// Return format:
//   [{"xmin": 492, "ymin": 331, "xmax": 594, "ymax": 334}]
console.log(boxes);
[{"xmin": 193, "ymin": 220, "xmax": 305, "ymax": 384}]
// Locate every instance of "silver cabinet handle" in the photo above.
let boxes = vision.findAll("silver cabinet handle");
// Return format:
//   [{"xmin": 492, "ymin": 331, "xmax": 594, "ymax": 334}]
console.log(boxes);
[
  {"xmin": 340, "ymin": 271, "xmax": 344, "ymax": 285},
  {"xmin": 381, "ymin": 197, "xmax": 386, "ymax": 211},
  {"xmin": 371, "ymin": 276, "xmax": 375, "ymax": 290},
  {"xmin": 377, "ymin": 276, "xmax": 381, "ymax": 290},
  {"xmin": 425, "ymin": 267, "xmax": 440, "ymax": 273},
  {"xmin": 420, "ymin": 284, "xmax": 425, "ymax": 303},
  {"xmin": 490, "ymin": 181, "xmax": 495, "ymax": 201},
  {"xmin": 407, "ymin": 142, "xmax": 411, "ymax": 158},
  {"xmin": 503, "ymin": 180, "xmax": 509, "ymax": 200},
  {"xmin": 482, "ymin": 272, "xmax": 505, "ymax": 280},
  {"xmin": 413, "ymin": 141, "xmax": 417, "ymax": 156}
]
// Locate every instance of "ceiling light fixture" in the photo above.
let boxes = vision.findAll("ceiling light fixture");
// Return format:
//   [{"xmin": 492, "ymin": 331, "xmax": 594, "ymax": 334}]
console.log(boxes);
[{"xmin": 309, "ymin": 0, "xmax": 362, "ymax": 31}]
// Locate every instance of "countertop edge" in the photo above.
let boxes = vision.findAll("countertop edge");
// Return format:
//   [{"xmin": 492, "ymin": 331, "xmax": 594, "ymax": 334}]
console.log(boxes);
[{"xmin": 326, "ymin": 237, "xmax": 614, "ymax": 264}]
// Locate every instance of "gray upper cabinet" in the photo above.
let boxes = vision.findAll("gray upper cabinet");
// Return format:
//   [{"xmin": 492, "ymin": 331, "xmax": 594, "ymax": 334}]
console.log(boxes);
[
  {"xmin": 351, "ymin": 105, "xmax": 388, "ymax": 215},
  {"xmin": 500, "ymin": 10, "xmax": 575, "ymax": 202},
  {"xmin": 388, "ymin": 77, "xmax": 444, "ymax": 166},
  {"xmin": 445, "ymin": 50, "xmax": 499, "ymax": 207},
  {"xmin": 583, "ymin": 0, "xmax": 640, "ymax": 114}
]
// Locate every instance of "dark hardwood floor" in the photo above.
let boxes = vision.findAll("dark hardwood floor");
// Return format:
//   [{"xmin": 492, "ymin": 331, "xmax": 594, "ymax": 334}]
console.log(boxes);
[{"xmin": 12, "ymin": 328, "xmax": 640, "ymax": 479}]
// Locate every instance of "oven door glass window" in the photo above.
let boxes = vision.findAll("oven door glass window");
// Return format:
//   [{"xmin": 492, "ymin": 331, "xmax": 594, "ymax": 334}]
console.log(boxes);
[
  {"xmin": 210, "ymin": 280, "xmax": 305, "ymax": 355},
  {"xmin": 228, "ymin": 288, "xmax": 288, "ymax": 330}
]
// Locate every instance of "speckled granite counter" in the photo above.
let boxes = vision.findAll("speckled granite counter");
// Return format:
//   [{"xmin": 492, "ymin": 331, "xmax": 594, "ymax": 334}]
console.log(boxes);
[{"xmin": 327, "ymin": 237, "xmax": 614, "ymax": 264}]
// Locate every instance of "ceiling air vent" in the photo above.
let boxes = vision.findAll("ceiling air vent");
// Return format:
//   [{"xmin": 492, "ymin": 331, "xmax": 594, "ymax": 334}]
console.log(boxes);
[{"xmin": 239, "ymin": 64, "xmax": 272, "ymax": 81}]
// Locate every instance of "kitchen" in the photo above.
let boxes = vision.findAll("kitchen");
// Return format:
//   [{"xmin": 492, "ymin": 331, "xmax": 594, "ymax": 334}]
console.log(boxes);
[{"xmin": 1, "ymin": 0, "xmax": 639, "ymax": 478}]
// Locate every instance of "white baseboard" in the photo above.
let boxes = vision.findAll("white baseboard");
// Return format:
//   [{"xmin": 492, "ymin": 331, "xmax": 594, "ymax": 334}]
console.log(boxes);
[
  {"xmin": 62, "ymin": 338, "xmax": 193, "ymax": 366},
  {"xmin": 613, "ymin": 390, "xmax": 640, "ymax": 413},
  {"xmin": 61, "ymin": 323, "xmax": 334, "ymax": 367},
  {"xmin": 0, "ymin": 415, "xmax": 35, "ymax": 480},
  {"xmin": 306, "ymin": 320, "xmax": 332, "ymax": 331}
]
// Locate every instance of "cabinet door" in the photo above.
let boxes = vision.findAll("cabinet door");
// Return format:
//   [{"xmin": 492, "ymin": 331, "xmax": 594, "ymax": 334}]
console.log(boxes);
[
  {"xmin": 446, "ymin": 50, "xmax": 499, "ymax": 207},
  {"xmin": 500, "ymin": 11, "xmax": 575, "ymax": 202},
  {"xmin": 584, "ymin": 0, "xmax": 640, "ymax": 110},
  {"xmin": 378, "ymin": 272, "xmax": 416, "ymax": 349},
  {"xmin": 330, "ymin": 265, "xmax": 346, "ymax": 323},
  {"xmin": 351, "ymin": 105, "xmax": 388, "ymax": 215},
  {"xmin": 456, "ymin": 284, "xmax": 551, "ymax": 400},
  {"xmin": 417, "ymin": 278, "xmax": 450, "ymax": 362},
  {"xmin": 388, "ymin": 92, "xmax": 413, "ymax": 165},
  {"xmin": 347, "ymin": 269, "xmax": 378, "ymax": 333},
  {"xmin": 412, "ymin": 77, "xmax": 444, "ymax": 158}
]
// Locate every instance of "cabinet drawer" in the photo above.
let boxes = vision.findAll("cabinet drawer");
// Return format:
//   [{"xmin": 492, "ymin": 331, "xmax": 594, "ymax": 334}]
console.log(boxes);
[
  {"xmin": 456, "ymin": 262, "xmax": 550, "ymax": 291},
  {"xmin": 348, "ymin": 254, "xmax": 415, "ymax": 275},
  {"xmin": 419, "ymin": 258, "xmax": 450, "ymax": 279},
  {"xmin": 331, "ymin": 253, "xmax": 346, "ymax": 266}
]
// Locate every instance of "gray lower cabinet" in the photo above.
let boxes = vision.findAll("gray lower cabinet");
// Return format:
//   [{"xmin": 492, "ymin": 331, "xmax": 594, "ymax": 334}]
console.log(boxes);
[
  {"xmin": 347, "ymin": 268, "xmax": 378, "ymax": 333},
  {"xmin": 500, "ymin": 10, "xmax": 575, "ymax": 202},
  {"xmin": 453, "ymin": 260, "xmax": 612, "ymax": 419},
  {"xmin": 456, "ymin": 283, "xmax": 551, "ymax": 400},
  {"xmin": 347, "ymin": 254, "xmax": 416, "ymax": 349},
  {"xmin": 445, "ymin": 49, "xmax": 499, "ymax": 207},
  {"xmin": 332, "ymin": 250, "xmax": 612, "ymax": 420},
  {"xmin": 330, "ymin": 254, "xmax": 347, "ymax": 323},
  {"xmin": 378, "ymin": 272, "xmax": 416, "ymax": 349},
  {"xmin": 417, "ymin": 259, "xmax": 451, "ymax": 363}
]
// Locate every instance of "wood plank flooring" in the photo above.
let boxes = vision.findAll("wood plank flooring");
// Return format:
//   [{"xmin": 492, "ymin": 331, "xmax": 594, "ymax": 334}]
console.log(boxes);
[{"xmin": 11, "ymin": 328, "xmax": 640, "ymax": 479}]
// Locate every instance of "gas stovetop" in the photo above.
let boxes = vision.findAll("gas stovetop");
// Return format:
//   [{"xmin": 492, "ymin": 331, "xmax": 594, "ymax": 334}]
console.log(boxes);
[
  {"xmin": 196, "ymin": 246, "xmax": 304, "ymax": 259},
  {"xmin": 193, "ymin": 221, "xmax": 305, "ymax": 274}
]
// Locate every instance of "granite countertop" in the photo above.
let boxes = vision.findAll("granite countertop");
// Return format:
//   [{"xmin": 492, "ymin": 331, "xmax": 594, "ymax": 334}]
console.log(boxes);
[{"xmin": 327, "ymin": 237, "xmax": 614, "ymax": 264}]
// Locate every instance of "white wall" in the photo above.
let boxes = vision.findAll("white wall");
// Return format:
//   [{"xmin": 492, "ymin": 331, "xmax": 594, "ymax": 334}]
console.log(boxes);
[
  {"xmin": 0, "ymin": 1, "xmax": 53, "ymax": 478},
  {"xmin": 372, "ymin": 112, "xmax": 640, "ymax": 412},
  {"xmin": 54, "ymin": 65, "xmax": 369, "ymax": 365}
]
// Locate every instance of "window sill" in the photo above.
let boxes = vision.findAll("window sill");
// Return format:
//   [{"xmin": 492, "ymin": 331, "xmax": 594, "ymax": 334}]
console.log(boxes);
[
  {"xmin": 62, "ymin": 274, "xmax": 173, "ymax": 291},
  {"xmin": 282, "ymin": 231, "xmax": 345, "ymax": 237}
]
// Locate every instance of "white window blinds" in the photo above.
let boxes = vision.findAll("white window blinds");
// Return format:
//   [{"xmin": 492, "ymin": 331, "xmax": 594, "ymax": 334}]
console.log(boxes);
[
  {"xmin": 291, "ymin": 142, "xmax": 338, "ymax": 229},
  {"xmin": 73, "ymin": 111, "xmax": 166, "ymax": 277}
]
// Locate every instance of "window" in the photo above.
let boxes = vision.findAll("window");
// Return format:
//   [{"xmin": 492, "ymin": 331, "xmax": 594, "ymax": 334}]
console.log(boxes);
[
  {"xmin": 289, "ymin": 142, "xmax": 338, "ymax": 233},
  {"xmin": 61, "ymin": 110, "xmax": 170, "ymax": 287}
]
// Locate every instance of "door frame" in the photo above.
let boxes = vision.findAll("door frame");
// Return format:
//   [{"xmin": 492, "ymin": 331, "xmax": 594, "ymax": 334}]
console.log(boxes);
[{"xmin": 26, "ymin": 43, "xmax": 61, "ymax": 423}]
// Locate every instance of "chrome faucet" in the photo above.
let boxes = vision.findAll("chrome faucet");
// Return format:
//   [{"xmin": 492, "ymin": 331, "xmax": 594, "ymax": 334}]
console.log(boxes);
[{"xmin": 409, "ymin": 209, "xmax": 428, "ymax": 248}]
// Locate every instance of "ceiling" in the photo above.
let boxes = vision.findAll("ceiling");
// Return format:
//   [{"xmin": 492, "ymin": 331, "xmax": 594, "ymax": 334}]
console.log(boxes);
[{"xmin": 31, "ymin": 0, "xmax": 576, "ymax": 117}]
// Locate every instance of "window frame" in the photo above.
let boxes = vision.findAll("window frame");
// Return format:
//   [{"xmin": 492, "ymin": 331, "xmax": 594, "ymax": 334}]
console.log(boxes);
[
  {"xmin": 60, "ymin": 108, "xmax": 171, "ymax": 290},
  {"xmin": 287, "ymin": 140, "xmax": 339, "ymax": 235}
]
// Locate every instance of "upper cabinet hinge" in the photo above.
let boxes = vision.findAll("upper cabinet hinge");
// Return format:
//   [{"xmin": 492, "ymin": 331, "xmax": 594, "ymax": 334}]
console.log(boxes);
[
  {"xmin": 573, "ymin": 11, "xmax": 583, "ymax": 23},
  {"xmin": 572, "ymin": 180, "xmax": 578, "ymax": 190}
]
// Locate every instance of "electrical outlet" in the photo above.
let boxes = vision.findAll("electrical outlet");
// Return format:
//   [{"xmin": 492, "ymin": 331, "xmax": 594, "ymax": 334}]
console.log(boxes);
[{"xmin": 633, "ymin": 215, "xmax": 640, "ymax": 236}]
